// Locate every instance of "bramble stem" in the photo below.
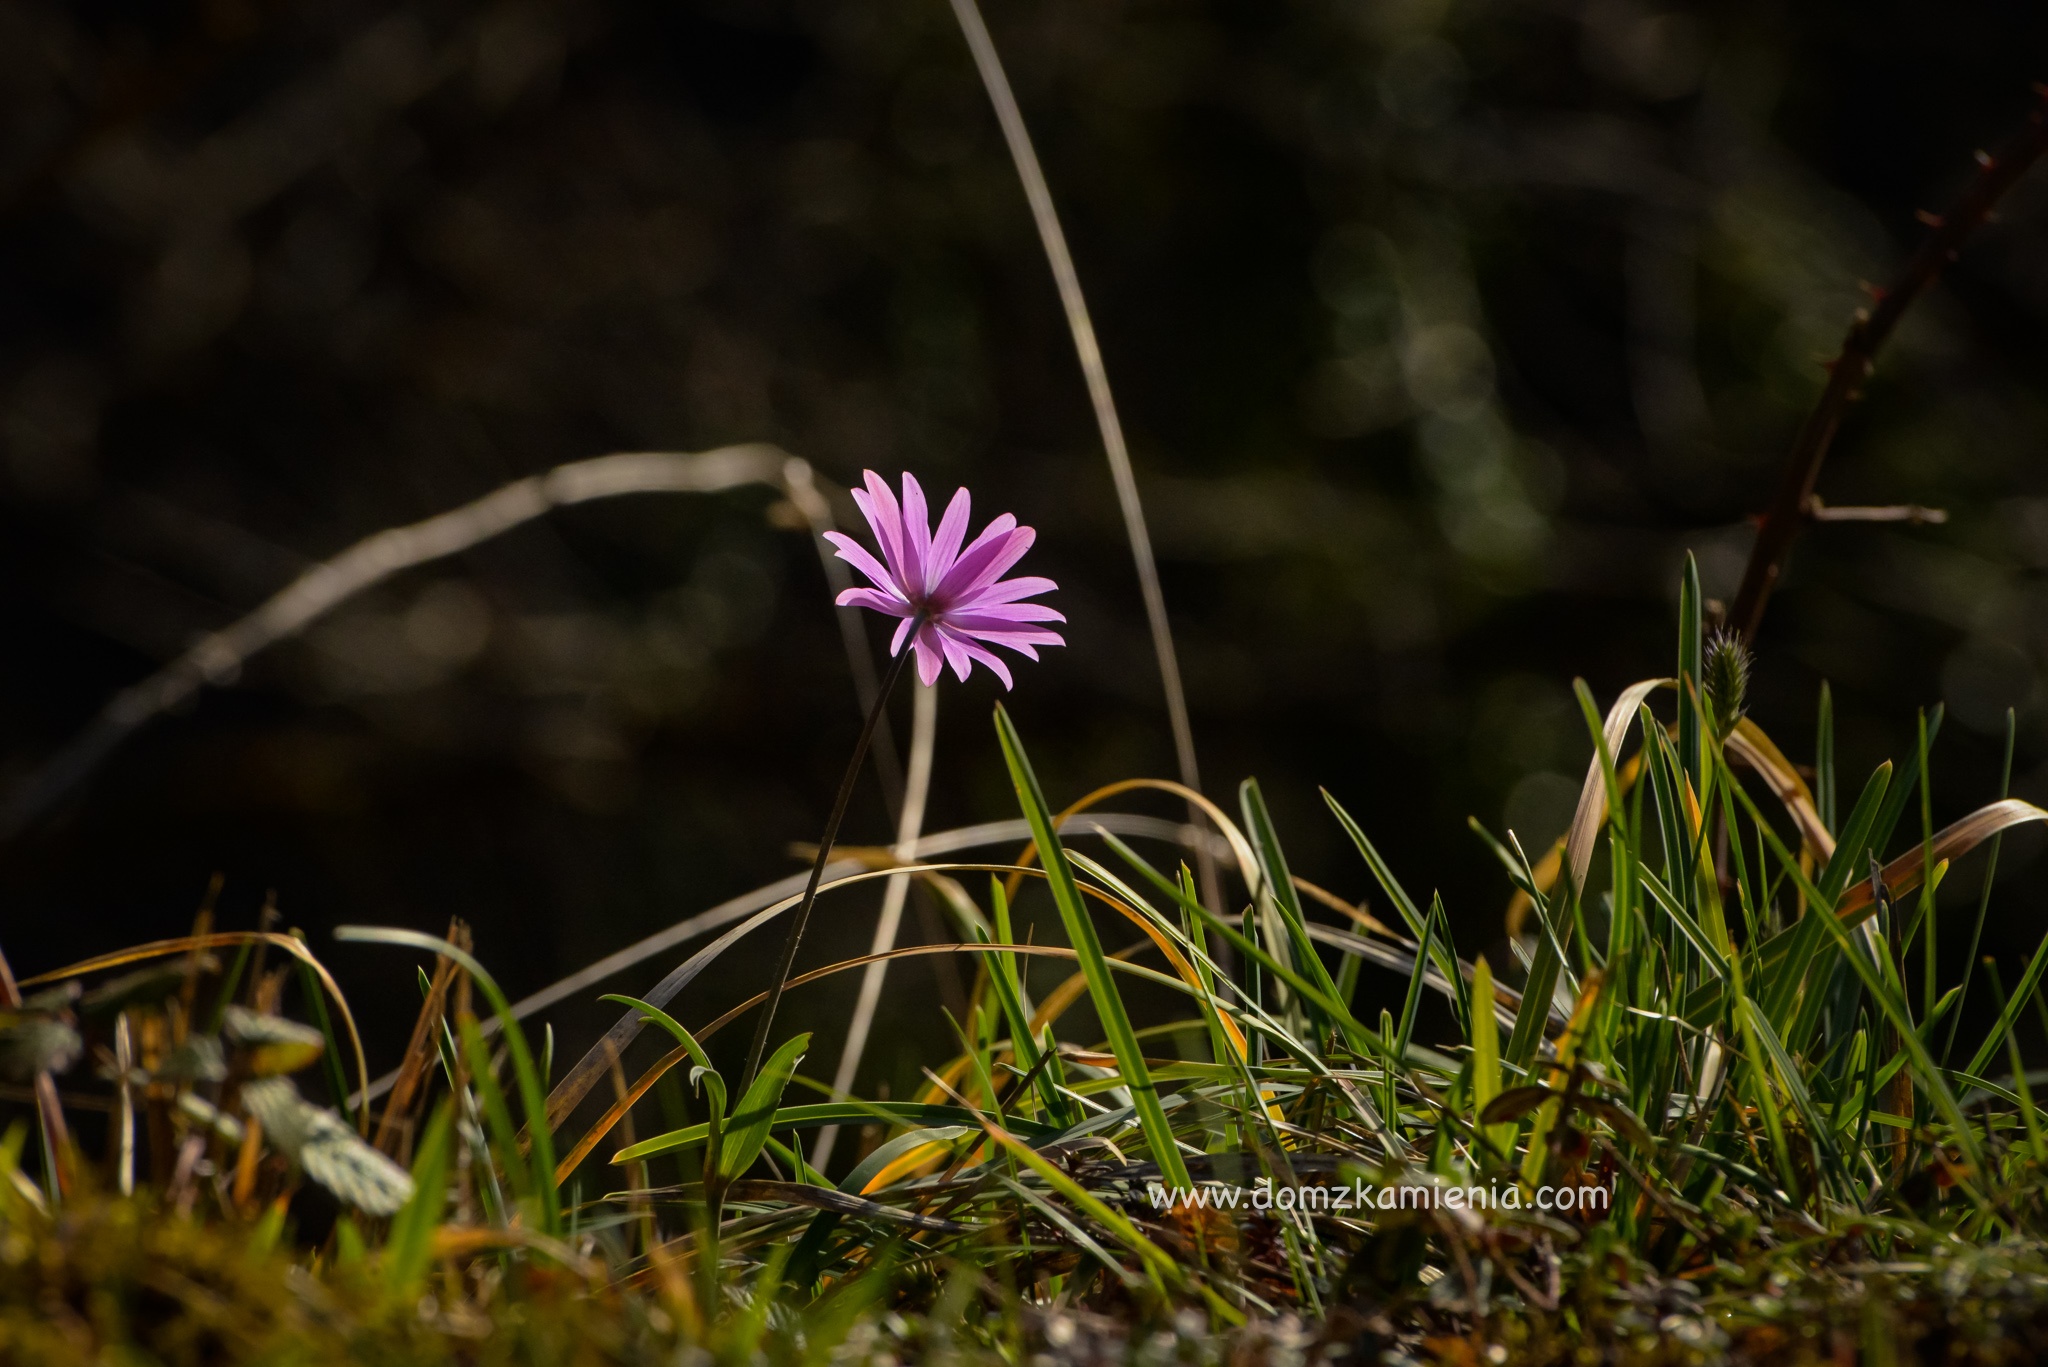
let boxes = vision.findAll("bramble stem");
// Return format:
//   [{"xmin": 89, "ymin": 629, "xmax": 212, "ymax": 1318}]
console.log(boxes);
[
  {"xmin": 1729, "ymin": 89, "xmax": 2048, "ymax": 640},
  {"xmin": 741, "ymin": 623, "xmax": 921, "ymax": 1090}
]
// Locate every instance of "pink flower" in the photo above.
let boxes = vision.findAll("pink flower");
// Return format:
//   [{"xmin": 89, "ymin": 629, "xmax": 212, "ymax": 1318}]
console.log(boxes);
[{"xmin": 824, "ymin": 471, "xmax": 1065, "ymax": 689}]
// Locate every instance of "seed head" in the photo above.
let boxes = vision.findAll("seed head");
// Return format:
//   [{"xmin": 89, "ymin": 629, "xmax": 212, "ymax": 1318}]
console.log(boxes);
[{"xmin": 1701, "ymin": 628, "xmax": 1751, "ymax": 738}]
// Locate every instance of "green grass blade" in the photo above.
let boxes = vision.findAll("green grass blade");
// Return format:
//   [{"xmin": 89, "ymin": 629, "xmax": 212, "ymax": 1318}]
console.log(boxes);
[
  {"xmin": 599, "ymin": 994, "xmax": 727, "ymax": 1121},
  {"xmin": 1241, "ymin": 779, "xmax": 1344, "ymax": 1031},
  {"xmin": 1965, "ymin": 930, "xmax": 2048, "ymax": 1081},
  {"xmin": 291, "ymin": 932, "xmax": 355, "ymax": 1126},
  {"xmin": 459, "ymin": 1015, "xmax": 534, "ymax": 1209},
  {"xmin": 383, "ymin": 1100, "xmax": 454, "ymax": 1297},
  {"xmin": 1946, "ymin": 707, "xmax": 2017, "ymax": 1066},
  {"xmin": 1817, "ymin": 681, "xmax": 1837, "ymax": 834},
  {"xmin": 1506, "ymin": 936, "xmax": 1560, "ymax": 1075},
  {"xmin": 615, "ymin": 1101, "xmax": 1062, "ymax": 1166},
  {"xmin": 1329, "ymin": 788, "xmax": 1469, "ymax": 1028},
  {"xmin": 1678, "ymin": 551, "xmax": 1703, "ymax": 795},
  {"xmin": 334, "ymin": 926, "xmax": 560, "ymax": 1234},
  {"xmin": 995, "ymin": 705, "xmax": 1191, "ymax": 1189},
  {"xmin": 1471, "ymin": 956, "xmax": 1512, "ymax": 1158},
  {"xmin": 1984, "ymin": 962, "xmax": 2047, "ymax": 1166}
]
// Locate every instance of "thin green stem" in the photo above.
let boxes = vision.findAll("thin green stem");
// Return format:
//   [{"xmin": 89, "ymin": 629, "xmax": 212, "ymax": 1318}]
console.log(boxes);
[{"xmin": 1943, "ymin": 707, "xmax": 2016, "ymax": 1067}]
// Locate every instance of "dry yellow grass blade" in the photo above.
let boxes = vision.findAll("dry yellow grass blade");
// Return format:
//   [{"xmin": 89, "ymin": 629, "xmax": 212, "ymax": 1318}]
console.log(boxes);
[
  {"xmin": 861, "ymin": 1142, "xmax": 968, "ymax": 1194},
  {"xmin": 1565, "ymin": 678, "xmax": 1669, "ymax": 899},
  {"xmin": 1512, "ymin": 699, "xmax": 1830, "ymax": 939},
  {"xmin": 1835, "ymin": 798, "xmax": 2048, "ymax": 921},
  {"xmin": 20, "ymin": 931, "xmax": 370, "ymax": 1131},
  {"xmin": 836, "ymin": 845, "xmax": 1251, "ymax": 1064},
  {"xmin": 1293, "ymin": 876, "xmax": 1399, "ymax": 939},
  {"xmin": 554, "ymin": 1042, "xmax": 691, "ymax": 1186},
  {"xmin": 1726, "ymin": 719, "xmax": 1835, "ymax": 860},
  {"xmin": 431, "ymin": 1225, "xmax": 601, "ymax": 1278},
  {"xmin": 1002, "ymin": 779, "xmax": 1260, "ymax": 896},
  {"xmin": 557, "ymin": 938, "xmax": 1184, "ymax": 1184},
  {"xmin": 375, "ymin": 923, "xmax": 465, "ymax": 1156}
]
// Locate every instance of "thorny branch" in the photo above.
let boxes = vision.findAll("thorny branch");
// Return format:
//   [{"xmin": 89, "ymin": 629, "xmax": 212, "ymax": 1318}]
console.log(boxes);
[{"xmin": 1729, "ymin": 87, "xmax": 2048, "ymax": 640}]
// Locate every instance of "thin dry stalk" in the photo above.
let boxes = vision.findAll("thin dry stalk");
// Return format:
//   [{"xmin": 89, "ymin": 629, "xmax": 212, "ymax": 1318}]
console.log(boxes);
[
  {"xmin": 373, "ymin": 918, "xmax": 466, "ymax": 1155},
  {"xmin": 0, "ymin": 941, "xmax": 74, "ymax": 1196},
  {"xmin": 532, "ymin": 813, "xmax": 1201, "ymax": 1132},
  {"xmin": 945, "ymin": 0, "xmax": 1219, "ymax": 911},
  {"xmin": 812, "ymin": 676, "xmax": 939, "ymax": 1170},
  {"xmin": 113, "ymin": 1012, "xmax": 135, "ymax": 1196},
  {"xmin": 0, "ymin": 444, "xmax": 798, "ymax": 837},
  {"xmin": 784, "ymin": 459, "xmax": 906, "ymax": 815}
]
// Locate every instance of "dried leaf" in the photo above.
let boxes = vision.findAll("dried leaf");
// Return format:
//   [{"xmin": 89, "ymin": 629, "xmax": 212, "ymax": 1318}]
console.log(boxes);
[
  {"xmin": 223, "ymin": 1005, "xmax": 326, "ymax": 1076},
  {"xmin": 158, "ymin": 1036, "xmax": 228, "ymax": 1084},
  {"xmin": 1479, "ymin": 1084, "xmax": 1552, "ymax": 1126},
  {"xmin": 1836, "ymin": 798, "xmax": 2048, "ymax": 921},
  {"xmin": 1726, "ymin": 719, "xmax": 1834, "ymax": 860},
  {"xmin": 0, "ymin": 1017, "xmax": 82, "ymax": 1080},
  {"xmin": 1566, "ymin": 679, "xmax": 1668, "ymax": 896},
  {"xmin": 240, "ymin": 1077, "xmax": 414, "ymax": 1215}
]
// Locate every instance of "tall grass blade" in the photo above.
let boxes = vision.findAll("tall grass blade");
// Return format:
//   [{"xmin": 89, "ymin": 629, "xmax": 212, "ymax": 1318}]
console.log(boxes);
[
  {"xmin": 1817, "ymin": 682, "xmax": 1837, "ymax": 834},
  {"xmin": 384, "ymin": 1101, "xmax": 454, "ymax": 1297},
  {"xmin": 1678, "ymin": 552, "xmax": 1703, "ymax": 794},
  {"xmin": 1946, "ymin": 708, "xmax": 2017, "ymax": 1065},
  {"xmin": 995, "ymin": 705, "xmax": 1191, "ymax": 1188},
  {"xmin": 720, "ymin": 1034, "xmax": 811, "ymax": 1183}
]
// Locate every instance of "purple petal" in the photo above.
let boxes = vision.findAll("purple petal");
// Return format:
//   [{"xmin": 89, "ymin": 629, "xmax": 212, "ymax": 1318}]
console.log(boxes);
[
  {"xmin": 939, "ymin": 632, "xmax": 973, "ymax": 683},
  {"xmin": 890, "ymin": 616, "xmax": 916, "ymax": 656},
  {"xmin": 958, "ymin": 640, "xmax": 1014, "ymax": 689},
  {"xmin": 941, "ymin": 603, "xmax": 1067, "ymax": 628},
  {"xmin": 856, "ymin": 472, "xmax": 911, "ymax": 590},
  {"xmin": 967, "ymin": 574, "xmax": 1058, "ymax": 606},
  {"xmin": 929, "ymin": 515, "xmax": 1018, "ymax": 601},
  {"xmin": 927, "ymin": 487, "xmax": 972, "ymax": 590},
  {"xmin": 898, "ymin": 473, "xmax": 930, "ymax": 593},
  {"xmin": 912, "ymin": 629, "xmax": 945, "ymax": 686},
  {"xmin": 936, "ymin": 625, "xmax": 1017, "ymax": 689},
  {"xmin": 953, "ymin": 626, "xmax": 1065, "ymax": 654},
  {"xmin": 823, "ymin": 532, "xmax": 901, "ymax": 596},
  {"xmin": 836, "ymin": 587, "xmax": 912, "ymax": 616},
  {"xmin": 947, "ymin": 526, "xmax": 1036, "ymax": 603}
]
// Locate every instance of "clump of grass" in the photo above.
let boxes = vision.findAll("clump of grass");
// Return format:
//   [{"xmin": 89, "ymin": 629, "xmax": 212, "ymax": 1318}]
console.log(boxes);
[{"xmin": 8, "ymin": 559, "xmax": 2048, "ymax": 1364}]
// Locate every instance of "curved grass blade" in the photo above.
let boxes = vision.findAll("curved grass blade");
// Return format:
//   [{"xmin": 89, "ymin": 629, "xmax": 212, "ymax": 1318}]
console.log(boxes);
[
  {"xmin": 614, "ymin": 1102, "xmax": 1060, "ymax": 1165},
  {"xmin": 1563, "ymin": 678, "xmax": 1667, "ymax": 896},
  {"xmin": 23, "ymin": 931, "xmax": 371, "ymax": 1130}
]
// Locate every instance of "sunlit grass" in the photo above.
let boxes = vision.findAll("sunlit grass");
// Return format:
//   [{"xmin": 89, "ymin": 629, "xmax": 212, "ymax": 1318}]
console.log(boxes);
[{"xmin": 10, "ymin": 557, "xmax": 2048, "ymax": 1363}]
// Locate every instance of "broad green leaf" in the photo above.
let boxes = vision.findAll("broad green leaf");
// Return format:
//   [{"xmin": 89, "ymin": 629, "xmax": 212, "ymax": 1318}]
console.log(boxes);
[{"xmin": 717, "ymin": 1032, "xmax": 810, "ymax": 1182}]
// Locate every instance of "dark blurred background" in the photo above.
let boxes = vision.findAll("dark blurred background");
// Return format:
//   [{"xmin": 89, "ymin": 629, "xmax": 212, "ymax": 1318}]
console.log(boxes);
[{"xmin": 2, "ymin": 0, "xmax": 2047, "ymax": 1097}]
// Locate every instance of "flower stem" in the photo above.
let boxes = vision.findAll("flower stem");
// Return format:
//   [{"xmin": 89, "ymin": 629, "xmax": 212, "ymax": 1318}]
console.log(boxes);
[{"xmin": 741, "ymin": 626, "xmax": 921, "ymax": 1091}]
